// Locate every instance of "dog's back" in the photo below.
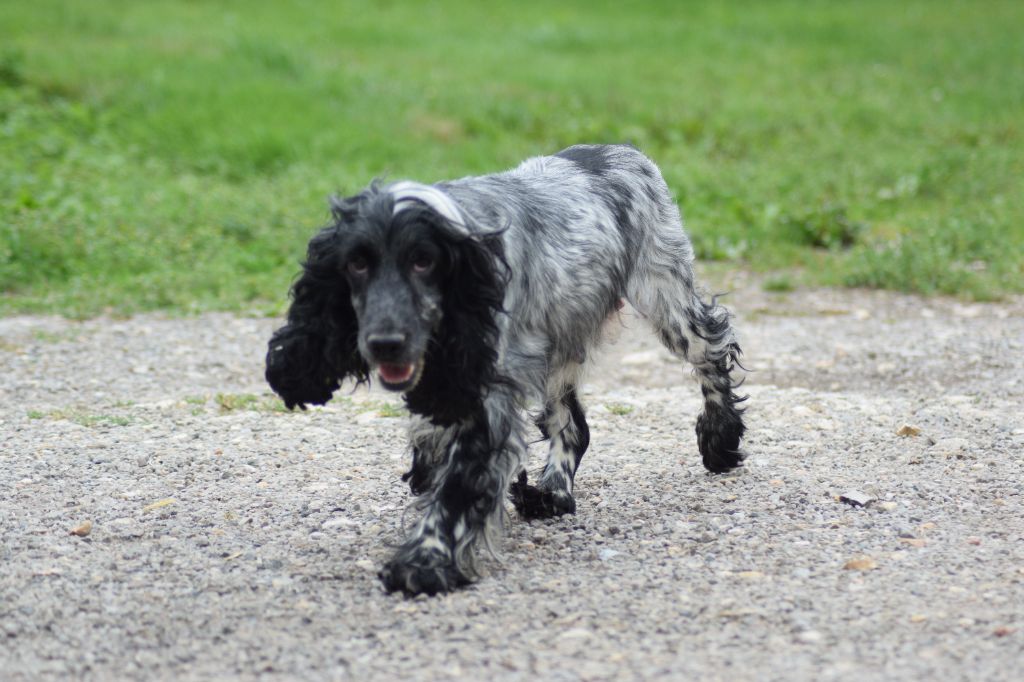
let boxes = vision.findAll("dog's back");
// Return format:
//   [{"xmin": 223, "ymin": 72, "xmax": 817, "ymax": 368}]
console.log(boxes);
[{"xmin": 441, "ymin": 144, "xmax": 695, "ymax": 386}]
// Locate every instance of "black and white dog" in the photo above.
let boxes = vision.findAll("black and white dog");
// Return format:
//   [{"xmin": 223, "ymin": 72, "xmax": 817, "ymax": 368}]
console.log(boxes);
[{"xmin": 266, "ymin": 144, "xmax": 746, "ymax": 595}]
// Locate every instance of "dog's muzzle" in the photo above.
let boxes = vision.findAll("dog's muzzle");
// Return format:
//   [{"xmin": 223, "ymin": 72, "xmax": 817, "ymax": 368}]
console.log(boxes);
[{"xmin": 365, "ymin": 333, "xmax": 425, "ymax": 392}]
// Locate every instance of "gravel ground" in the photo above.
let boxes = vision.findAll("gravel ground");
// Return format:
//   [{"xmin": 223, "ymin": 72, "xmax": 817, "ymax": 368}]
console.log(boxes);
[{"xmin": 2, "ymin": 276, "xmax": 1023, "ymax": 681}]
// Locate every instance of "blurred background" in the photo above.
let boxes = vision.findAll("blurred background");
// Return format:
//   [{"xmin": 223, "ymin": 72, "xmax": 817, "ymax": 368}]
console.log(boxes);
[{"xmin": 1, "ymin": 0, "xmax": 1021, "ymax": 316}]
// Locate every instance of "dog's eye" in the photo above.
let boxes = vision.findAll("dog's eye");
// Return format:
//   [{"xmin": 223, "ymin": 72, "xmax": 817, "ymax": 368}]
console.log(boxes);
[
  {"xmin": 411, "ymin": 253, "xmax": 435, "ymax": 274},
  {"xmin": 347, "ymin": 256, "xmax": 369, "ymax": 276}
]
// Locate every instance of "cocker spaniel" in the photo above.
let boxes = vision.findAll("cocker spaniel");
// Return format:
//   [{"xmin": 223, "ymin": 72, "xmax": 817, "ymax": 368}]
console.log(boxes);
[{"xmin": 266, "ymin": 144, "xmax": 746, "ymax": 595}]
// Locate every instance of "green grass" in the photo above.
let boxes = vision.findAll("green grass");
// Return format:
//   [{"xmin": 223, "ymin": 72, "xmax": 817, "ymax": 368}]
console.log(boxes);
[
  {"xmin": 606, "ymin": 403, "xmax": 635, "ymax": 417},
  {"xmin": 213, "ymin": 392, "xmax": 289, "ymax": 413},
  {"xmin": 29, "ymin": 407, "xmax": 132, "ymax": 427},
  {"xmin": 2, "ymin": 0, "xmax": 1022, "ymax": 316}
]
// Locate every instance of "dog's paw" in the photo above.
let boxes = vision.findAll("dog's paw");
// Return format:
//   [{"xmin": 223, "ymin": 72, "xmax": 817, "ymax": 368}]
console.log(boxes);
[
  {"xmin": 509, "ymin": 471, "xmax": 576, "ymax": 519},
  {"xmin": 696, "ymin": 405, "xmax": 746, "ymax": 473},
  {"xmin": 378, "ymin": 558, "xmax": 468, "ymax": 596},
  {"xmin": 702, "ymin": 447, "xmax": 745, "ymax": 474}
]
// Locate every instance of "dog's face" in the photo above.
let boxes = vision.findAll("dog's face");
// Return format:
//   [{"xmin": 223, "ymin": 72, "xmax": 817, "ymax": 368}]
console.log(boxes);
[
  {"xmin": 266, "ymin": 181, "xmax": 505, "ymax": 417},
  {"xmin": 339, "ymin": 215, "xmax": 446, "ymax": 392}
]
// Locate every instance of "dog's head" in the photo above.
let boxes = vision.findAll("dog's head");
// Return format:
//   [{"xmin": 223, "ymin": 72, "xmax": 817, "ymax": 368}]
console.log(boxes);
[{"xmin": 266, "ymin": 181, "xmax": 506, "ymax": 421}]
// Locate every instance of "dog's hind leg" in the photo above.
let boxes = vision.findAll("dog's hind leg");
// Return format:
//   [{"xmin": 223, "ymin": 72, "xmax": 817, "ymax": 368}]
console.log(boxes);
[
  {"xmin": 629, "ymin": 262, "xmax": 747, "ymax": 473},
  {"xmin": 380, "ymin": 387, "xmax": 527, "ymax": 595},
  {"xmin": 678, "ymin": 293, "xmax": 747, "ymax": 472},
  {"xmin": 510, "ymin": 369, "xmax": 590, "ymax": 518}
]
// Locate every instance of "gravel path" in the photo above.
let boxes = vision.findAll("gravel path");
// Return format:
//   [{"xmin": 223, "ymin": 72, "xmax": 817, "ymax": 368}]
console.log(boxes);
[{"xmin": 2, "ymin": 278, "xmax": 1023, "ymax": 681}]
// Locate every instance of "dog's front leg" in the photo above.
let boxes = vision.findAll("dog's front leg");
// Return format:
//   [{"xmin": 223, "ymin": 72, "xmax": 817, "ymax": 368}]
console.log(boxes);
[
  {"xmin": 401, "ymin": 416, "xmax": 457, "ymax": 496},
  {"xmin": 380, "ymin": 393, "xmax": 525, "ymax": 596}
]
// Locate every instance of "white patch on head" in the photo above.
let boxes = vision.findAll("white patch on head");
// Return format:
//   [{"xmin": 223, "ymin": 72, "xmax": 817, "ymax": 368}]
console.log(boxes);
[{"xmin": 389, "ymin": 181, "xmax": 468, "ymax": 234}]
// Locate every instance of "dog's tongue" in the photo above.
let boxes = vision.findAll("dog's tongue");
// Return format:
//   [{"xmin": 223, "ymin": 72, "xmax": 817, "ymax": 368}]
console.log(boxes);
[{"xmin": 379, "ymin": 363, "xmax": 415, "ymax": 384}]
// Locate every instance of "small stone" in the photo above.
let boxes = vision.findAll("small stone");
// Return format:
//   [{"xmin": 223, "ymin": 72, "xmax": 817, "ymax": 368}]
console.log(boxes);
[
  {"xmin": 839, "ymin": 490, "xmax": 875, "ymax": 507},
  {"xmin": 933, "ymin": 437, "xmax": 970, "ymax": 454},
  {"xmin": 322, "ymin": 517, "xmax": 357, "ymax": 529},
  {"xmin": 843, "ymin": 556, "xmax": 878, "ymax": 571},
  {"xmin": 896, "ymin": 424, "xmax": 922, "ymax": 437},
  {"xmin": 796, "ymin": 630, "xmax": 823, "ymax": 644},
  {"xmin": 878, "ymin": 501, "xmax": 898, "ymax": 512},
  {"xmin": 910, "ymin": 614, "xmax": 928, "ymax": 623},
  {"xmin": 558, "ymin": 628, "xmax": 592, "ymax": 641},
  {"xmin": 598, "ymin": 549, "xmax": 620, "ymax": 562},
  {"xmin": 355, "ymin": 559, "xmax": 375, "ymax": 572},
  {"xmin": 70, "ymin": 520, "xmax": 93, "ymax": 537},
  {"xmin": 142, "ymin": 498, "xmax": 175, "ymax": 513}
]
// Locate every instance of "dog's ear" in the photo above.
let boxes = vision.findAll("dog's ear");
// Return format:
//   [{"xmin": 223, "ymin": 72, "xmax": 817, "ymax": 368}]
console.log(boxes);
[
  {"xmin": 266, "ymin": 226, "xmax": 368, "ymax": 410},
  {"xmin": 434, "ymin": 229, "xmax": 507, "ymax": 411},
  {"xmin": 396, "ymin": 189, "xmax": 509, "ymax": 424}
]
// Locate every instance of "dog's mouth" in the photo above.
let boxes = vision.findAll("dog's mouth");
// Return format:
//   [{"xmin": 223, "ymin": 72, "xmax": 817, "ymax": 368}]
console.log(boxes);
[{"xmin": 376, "ymin": 360, "xmax": 424, "ymax": 392}]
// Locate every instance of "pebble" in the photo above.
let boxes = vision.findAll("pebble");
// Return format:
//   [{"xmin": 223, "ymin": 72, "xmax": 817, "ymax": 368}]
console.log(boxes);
[
  {"xmin": 933, "ymin": 438, "xmax": 971, "ymax": 454},
  {"xmin": 839, "ymin": 490, "xmax": 875, "ymax": 507},
  {"xmin": 796, "ymin": 630, "xmax": 824, "ymax": 644}
]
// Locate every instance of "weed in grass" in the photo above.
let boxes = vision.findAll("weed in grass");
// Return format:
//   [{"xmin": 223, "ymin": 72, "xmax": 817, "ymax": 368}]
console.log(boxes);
[
  {"xmin": 0, "ymin": 48, "xmax": 25, "ymax": 88},
  {"xmin": 606, "ymin": 403, "xmax": 634, "ymax": 416},
  {"xmin": 213, "ymin": 392, "xmax": 291, "ymax": 414},
  {"xmin": 31, "ymin": 329, "xmax": 83, "ymax": 344},
  {"xmin": 30, "ymin": 408, "xmax": 132, "ymax": 427},
  {"xmin": 776, "ymin": 205, "xmax": 866, "ymax": 251},
  {"xmin": 763, "ymin": 276, "xmax": 796, "ymax": 293},
  {"xmin": 840, "ymin": 212, "xmax": 1009, "ymax": 300},
  {"xmin": 374, "ymin": 402, "xmax": 408, "ymax": 418},
  {"xmin": 215, "ymin": 393, "xmax": 260, "ymax": 412}
]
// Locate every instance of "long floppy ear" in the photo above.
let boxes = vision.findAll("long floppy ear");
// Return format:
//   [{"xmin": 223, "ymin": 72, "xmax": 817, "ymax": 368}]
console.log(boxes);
[
  {"xmin": 398, "ymin": 189, "xmax": 509, "ymax": 424},
  {"xmin": 265, "ymin": 226, "xmax": 368, "ymax": 410}
]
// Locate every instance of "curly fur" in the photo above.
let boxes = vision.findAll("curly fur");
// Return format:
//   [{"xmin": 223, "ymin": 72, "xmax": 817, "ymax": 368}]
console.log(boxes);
[
  {"xmin": 265, "ymin": 228, "xmax": 369, "ymax": 409},
  {"xmin": 266, "ymin": 144, "xmax": 747, "ymax": 596}
]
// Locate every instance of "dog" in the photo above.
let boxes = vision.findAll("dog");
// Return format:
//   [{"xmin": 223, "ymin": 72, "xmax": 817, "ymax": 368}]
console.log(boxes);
[{"xmin": 265, "ymin": 144, "xmax": 746, "ymax": 595}]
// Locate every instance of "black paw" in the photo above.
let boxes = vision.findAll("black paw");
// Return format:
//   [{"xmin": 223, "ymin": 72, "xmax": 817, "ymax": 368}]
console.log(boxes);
[
  {"xmin": 378, "ymin": 558, "xmax": 468, "ymax": 596},
  {"xmin": 509, "ymin": 471, "xmax": 576, "ymax": 519},
  {"xmin": 696, "ymin": 406, "xmax": 746, "ymax": 473}
]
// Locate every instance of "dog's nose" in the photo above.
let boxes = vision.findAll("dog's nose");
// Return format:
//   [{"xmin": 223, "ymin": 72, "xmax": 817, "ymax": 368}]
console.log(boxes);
[{"xmin": 366, "ymin": 333, "xmax": 407, "ymax": 361}]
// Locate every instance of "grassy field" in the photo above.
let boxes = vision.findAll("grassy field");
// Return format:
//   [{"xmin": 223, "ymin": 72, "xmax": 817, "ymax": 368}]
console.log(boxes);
[{"xmin": 2, "ymin": 0, "xmax": 1022, "ymax": 316}]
